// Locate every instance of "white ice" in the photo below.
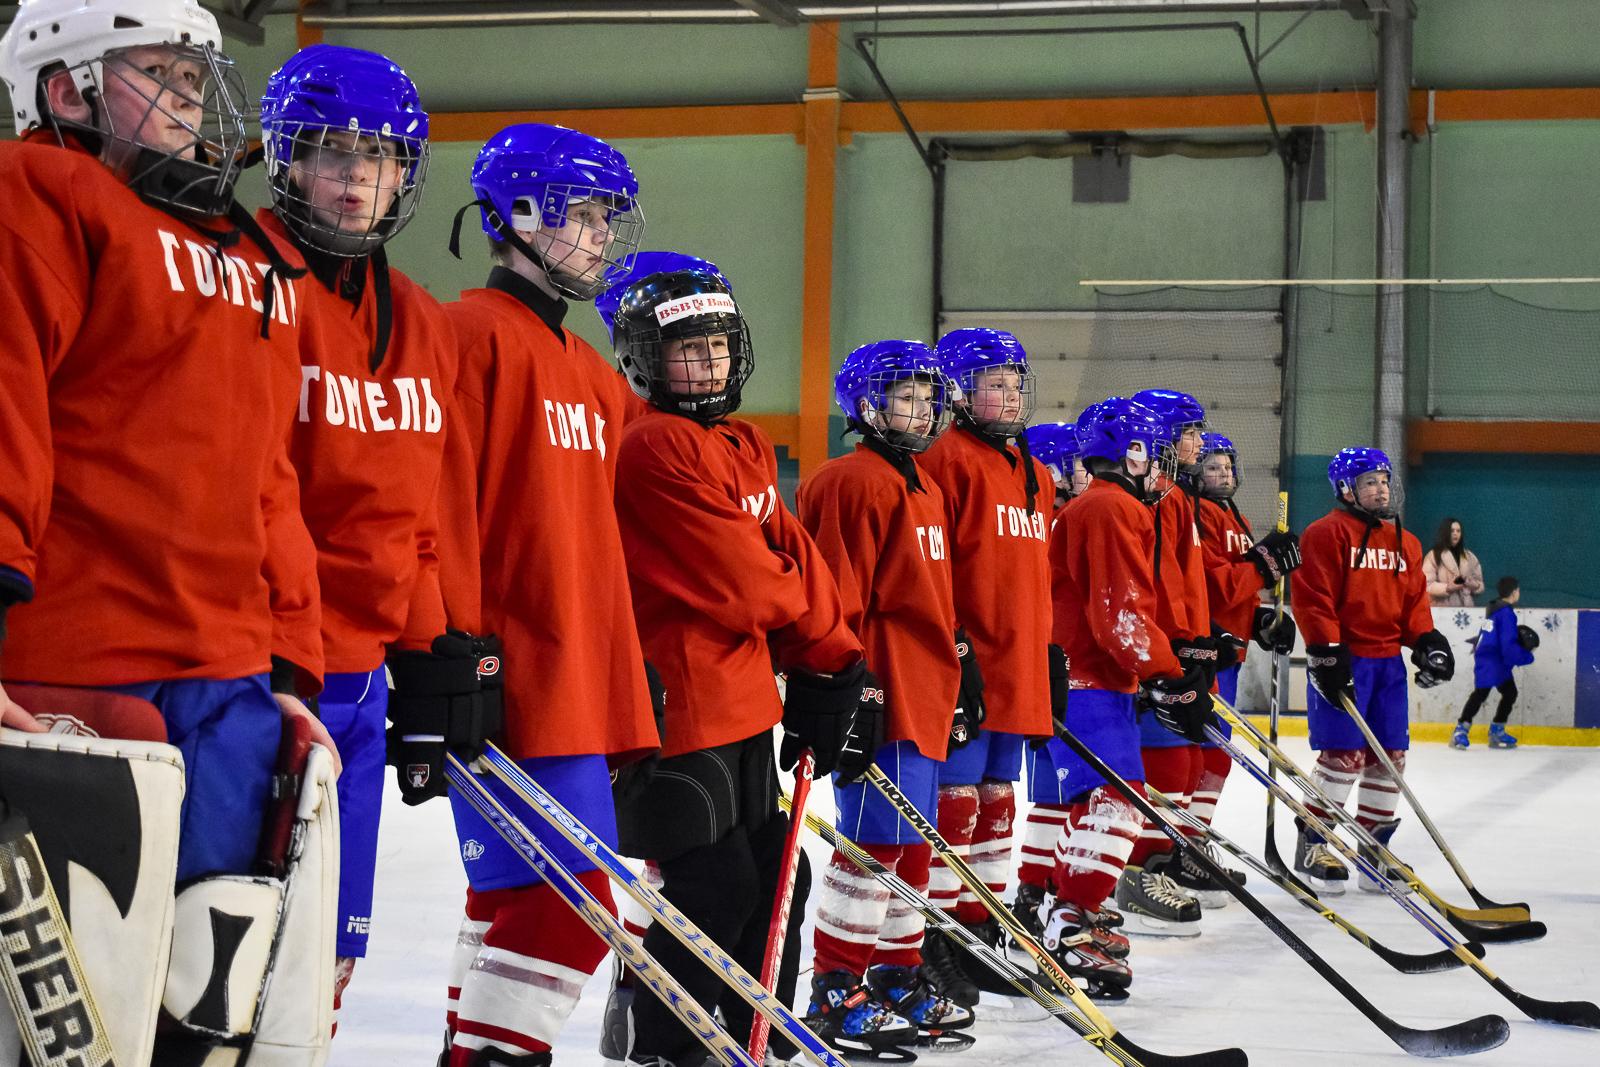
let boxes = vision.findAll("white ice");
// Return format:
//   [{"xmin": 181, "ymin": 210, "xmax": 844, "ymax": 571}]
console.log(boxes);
[{"xmin": 331, "ymin": 736, "xmax": 1600, "ymax": 1066}]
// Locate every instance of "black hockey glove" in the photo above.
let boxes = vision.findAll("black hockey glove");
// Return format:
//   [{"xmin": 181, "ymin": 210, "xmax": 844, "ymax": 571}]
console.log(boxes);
[
  {"xmin": 1517, "ymin": 624, "xmax": 1541, "ymax": 652},
  {"xmin": 1247, "ymin": 529, "xmax": 1303, "ymax": 585},
  {"xmin": 780, "ymin": 660, "xmax": 869, "ymax": 777},
  {"xmin": 1211, "ymin": 621, "xmax": 1246, "ymax": 671},
  {"xmin": 385, "ymin": 629, "xmax": 504, "ymax": 806},
  {"xmin": 1252, "ymin": 606, "xmax": 1299, "ymax": 655},
  {"xmin": 1030, "ymin": 643, "xmax": 1069, "ymax": 750},
  {"xmin": 954, "ymin": 627, "xmax": 987, "ymax": 728},
  {"xmin": 1171, "ymin": 635, "xmax": 1234, "ymax": 680},
  {"xmin": 613, "ymin": 661, "xmax": 667, "ymax": 806},
  {"xmin": 1305, "ymin": 642, "xmax": 1355, "ymax": 706},
  {"xmin": 1411, "ymin": 629, "xmax": 1455, "ymax": 689},
  {"xmin": 1139, "ymin": 668, "xmax": 1217, "ymax": 745},
  {"xmin": 836, "ymin": 671, "xmax": 886, "ymax": 786}
]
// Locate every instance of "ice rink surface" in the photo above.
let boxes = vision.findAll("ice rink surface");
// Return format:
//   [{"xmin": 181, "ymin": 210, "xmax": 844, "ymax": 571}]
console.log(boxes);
[{"xmin": 333, "ymin": 735, "xmax": 1600, "ymax": 1066}]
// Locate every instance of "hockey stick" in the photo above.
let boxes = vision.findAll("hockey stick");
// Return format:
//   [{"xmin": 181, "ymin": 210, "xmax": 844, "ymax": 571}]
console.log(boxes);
[
  {"xmin": 1334, "ymin": 692, "xmax": 1530, "ymax": 916},
  {"xmin": 443, "ymin": 754, "xmax": 763, "ymax": 1067},
  {"xmin": 779, "ymin": 794, "xmax": 1246, "ymax": 1067},
  {"xmin": 1264, "ymin": 490, "xmax": 1291, "ymax": 881},
  {"xmin": 1147, "ymin": 787, "xmax": 1483, "ymax": 975},
  {"xmin": 476, "ymin": 744, "xmax": 849, "ymax": 1067},
  {"xmin": 1213, "ymin": 697, "xmax": 1544, "ymax": 941},
  {"xmin": 749, "ymin": 749, "xmax": 814, "ymax": 1063},
  {"xmin": 1203, "ymin": 724, "xmax": 1600, "ymax": 1030},
  {"xmin": 1052, "ymin": 729, "xmax": 1511, "ymax": 1058},
  {"xmin": 861, "ymin": 766, "xmax": 1249, "ymax": 1064}
]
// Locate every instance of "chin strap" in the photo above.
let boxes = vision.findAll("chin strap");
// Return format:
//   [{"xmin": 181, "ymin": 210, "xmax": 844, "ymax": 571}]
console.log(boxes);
[
  {"xmin": 1340, "ymin": 499, "xmax": 1403, "ymax": 575},
  {"xmin": 226, "ymin": 202, "xmax": 308, "ymax": 339},
  {"xmin": 854, "ymin": 420, "xmax": 925, "ymax": 493},
  {"xmin": 369, "ymin": 245, "xmax": 393, "ymax": 373},
  {"xmin": 959, "ymin": 417, "xmax": 1041, "ymax": 517}
]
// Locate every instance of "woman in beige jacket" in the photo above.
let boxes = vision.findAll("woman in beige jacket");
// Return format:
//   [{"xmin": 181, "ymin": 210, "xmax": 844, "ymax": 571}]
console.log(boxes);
[{"xmin": 1422, "ymin": 517, "xmax": 1484, "ymax": 607}]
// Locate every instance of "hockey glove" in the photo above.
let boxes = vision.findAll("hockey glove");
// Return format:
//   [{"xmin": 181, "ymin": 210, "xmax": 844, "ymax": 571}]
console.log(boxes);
[
  {"xmin": 1252, "ymin": 606, "xmax": 1299, "ymax": 655},
  {"xmin": 954, "ymin": 626, "xmax": 987, "ymax": 728},
  {"xmin": 1212, "ymin": 622, "xmax": 1246, "ymax": 671},
  {"xmin": 1517, "ymin": 624, "xmax": 1541, "ymax": 652},
  {"xmin": 1247, "ymin": 529, "xmax": 1303, "ymax": 585},
  {"xmin": 385, "ymin": 630, "xmax": 504, "ymax": 806},
  {"xmin": 780, "ymin": 660, "xmax": 869, "ymax": 776},
  {"xmin": 836, "ymin": 671, "xmax": 886, "ymax": 786},
  {"xmin": 1171, "ymin": 634, "xmax": 1235, "ymax": 679},
  {"xmin": 1411, "ymin": 629, "xmax": 1455, "ymax": 689},
  {"xmin": 613, "ymin": 661, "xmax": 667, "ymax": 806},
  {"xmin": 1305, "ymin": 643, "xmax": 1355, "ymax": 706},
  {"xmin": 1139, "ymin": 667, "xmax": 1217, "ymax": 745},
  {"xmin": 1030, "ymin": 643, "xmax": 1069, "ymax": 750}
]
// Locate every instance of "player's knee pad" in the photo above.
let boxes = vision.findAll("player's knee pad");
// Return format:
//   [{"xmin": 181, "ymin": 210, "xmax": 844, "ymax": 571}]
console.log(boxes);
[
  {"xmin": 158, "ymin": 720, "xmax": 340, "ymax": 1067},
  {"xmin": 657, "ymin": 829, "xmax": 761, "ymax": 939},
  {"xmin": 1, "ymin": 714, "xmax": 183, "ymax": 1066}
]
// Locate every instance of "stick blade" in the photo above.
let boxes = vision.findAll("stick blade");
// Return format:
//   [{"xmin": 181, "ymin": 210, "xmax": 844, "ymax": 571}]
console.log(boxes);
[
  {"xmin": 1466, "ymin": 886, "xmax": 1531, "ymax": 914},
  {"xmin": 1497, "ymin": 981, "xmax": 1600, "ymax": 1029},
  {"xmin": 1106, "ymin": 1034, "xmax": 1248, "ymax": 1067},
  {"xmin": 1372, "ymin": 941, "xmax": 1481, "ymax": 976},
  {"xmin": 1446, "ymin": 913, "xmax": 1547, "ymax": 944},
  {"xmin": 1384, "ymin": 1014, "xmax": 1510, "ymax": 1058}
]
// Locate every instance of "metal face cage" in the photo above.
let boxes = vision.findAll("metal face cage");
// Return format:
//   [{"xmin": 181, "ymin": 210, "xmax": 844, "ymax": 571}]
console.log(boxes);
[
  {"xmin": 511, "ymin": 184, "xmax": 645, "ymax": 300},
  {"xmin": 267, "ymin": 122, "xmax": 429, "ymax": 256},
  {"xmin": 955, "ymin": 361, "xmax": 1037, "ymax": 438},
  {"xmin": 860, "ymin": 369, "xmax": 957, "ymax": 454}
]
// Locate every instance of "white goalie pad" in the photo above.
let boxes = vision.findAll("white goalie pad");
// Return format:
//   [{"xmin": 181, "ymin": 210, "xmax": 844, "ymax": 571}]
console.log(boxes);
[
  {"xmin": 160, "ymin": 742, "xmax": 340, "ymax": 1067},
  {"xmin": 0, "ymin": 727, "xmax": 186, "ymax": 1067}
]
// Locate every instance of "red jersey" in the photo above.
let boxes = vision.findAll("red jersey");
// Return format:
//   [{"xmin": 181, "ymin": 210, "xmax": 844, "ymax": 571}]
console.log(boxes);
[
  {"xmin": 919, "ymin": 427, "xmax": 1053, "ymax": 736},
  {"xmin": 1197, "ymin": 498, "xmax": 1265, "ymax": 659},
  {"xmin": 799, "ymin": 446, "xmax": 960, "ymax": 761},
  {"xmin": 1150, "ymin": 482, "xmax": 1208, "ymax": 641},
  {"xmin": 616, "ymin": 414, "xmax": 861, "ymax": 758},
  {"xmin": 0, "ymin": 135, "xmax": 321, "ymax": 688},
  {"xmin": 1292, "ymin": 508, "xmax": 1432, "ymax": 658},
  {"xmin": 1050, "ymin": 478, "xmax": 1182, "ymax": 693},
  {"xmin": 260, "ymin": 211, "xmax": 456, "ymax": 675},
  {"xmin": 436, "ymin": 276, "xmax": 656, "ymax": 763}
]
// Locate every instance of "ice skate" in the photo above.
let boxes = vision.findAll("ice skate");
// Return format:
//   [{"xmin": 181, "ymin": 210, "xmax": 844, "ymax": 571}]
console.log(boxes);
[
  {"xmin": 867, "ymin": 965, "xmax": 976, "ymax": 1054},
  {"xmin": 806, "ymin": 970, "xmax": 920, "ymax": 1063},
  {"xmin": 598, "ymin": 956, "xmax": 635, "ymax": 1061},
  {"xmin": 1113, "ymin": 853, "xmax": 1202, "ymax": 937},
  {"xmin": 1358, "ymin": 818, "xmax": 1410, "ymax": 895},
  {"xmin": 1294, "ymin": 818, "xmax": 1349, "ymax": 895},
  {"xmin": 953, "ymin": 913, "xmax": 1024, "ymax": 998},
  {"xmin": 1488, "ymin": 723, "xmax": 1519, "ymax": 749},
  {"xmin": 1450, "ymin": 722, "xmax": 1471, "ymax": 749},
  {"xmin": 1038, "ymin": 898, "xmax": 1133, "ymax": 1000},
  {"xmin": 1170, "ymin": 843, "xmax": 1243, "ymax": 909},
  {"xmin": 1009, "ymin": 882, "xmax": 1047, "ymax": 942},
  {"xmin": 919, "ymin": 925, "xmax": 980, "ymax": 1007},
  {"xmin": 1082, "ymin": 906, "xmax": 1131, "ymax": 960},
  {"xmin": 473, "ymin": 1048, "xmax": 553, "ymax": 1066}
]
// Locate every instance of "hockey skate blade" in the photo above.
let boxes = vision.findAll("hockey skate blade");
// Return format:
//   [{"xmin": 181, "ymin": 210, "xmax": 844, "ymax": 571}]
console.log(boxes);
[
  {"xmin": 908, "ymin": 1031, "xmax": 976, "ymax": 1054},
  {"xmin": 1193, "ymin": 888, "xmax": 1232, "ymax": 910},
  {"xmin": 826, "ymin": 1039, "xmax": 919, "ymax": 1064},
  {"xmin": 1385, "ymin": 1013, "xmax": 1510, "ymax": 1058},
  {"xmin": 1123, "ymin": 913, "xmax": 1201, "ymax": 938},
  {"xmin": 1444, "ymin": 912, "xmax": 1546, "ymax": 945},
  {"xmin": 1302, "ymin": 874, "xmax": 1346, "ymax": 897}
]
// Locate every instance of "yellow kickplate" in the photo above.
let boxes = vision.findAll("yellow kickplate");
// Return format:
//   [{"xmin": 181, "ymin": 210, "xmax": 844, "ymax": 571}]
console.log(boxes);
[{"xmin": 1242, "ymin": 716, "xmax": 1600, "ymax": 747}]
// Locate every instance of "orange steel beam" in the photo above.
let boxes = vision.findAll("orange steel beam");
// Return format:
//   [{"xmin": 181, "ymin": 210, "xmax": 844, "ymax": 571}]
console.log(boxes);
[
  {"xmin": 741, "ymin": 413, "xmax": 801, "ymax": 455},
  {"xmin": 798, "ymin": 24, "xmax": 839, "ymax": 477},
  {"xmin": 296, "ymin": 0, "xmax": 323, "ymax": 48},
  {"xmin": 1408, "ymin": 420, "xmax": 1600, "ymax": 467},
  {"xmin": 431, "ymin": 104, "xmax": 802, "ymax": 144}
]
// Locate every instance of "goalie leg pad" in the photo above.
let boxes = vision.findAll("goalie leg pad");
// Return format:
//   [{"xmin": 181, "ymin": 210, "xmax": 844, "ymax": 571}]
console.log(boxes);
[{"xmin": 0, "ymin": 726, "xmax": 185, "ymax": 1066}]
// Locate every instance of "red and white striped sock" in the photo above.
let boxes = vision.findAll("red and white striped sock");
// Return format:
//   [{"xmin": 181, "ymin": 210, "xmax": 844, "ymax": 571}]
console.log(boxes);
[
  {"xmin": 1053, "ymin": 784, "xmax": 1143, "ymax": 913},
  {"xmin": 619, "ymin": 860, "xmax": 662, "ymax": 940},
  {"xmin": 1305, "ymin": 749, "xmax": 1364, "ymax": 825},
  {"xmin": 930, "ymin": 784, "xmax": 978, "ymax": 916},
  {"xmin": 445, "ymin": 904, "xmax": 492, "ymax": 1037},
  {"xmin": 449, "ymin": 872, "xmax": 614, "ymax": 1064},
  {"xmin": 1019, "ymin": 803, "xmax": 1071, "ymax": 889},
  {"xmin": 967, "ymin": 779, "xmax": 1016, "ymax": 922},
  {"xmin": 872, "ymin": 842, "xmax": 932, "ymax": 969},
  {"xmin": 813, "ymin": 844, "xmax": 899, "ymax": 976},
  {"xmin": 1187, "ymin": 746, "xmax": 1234, "ymax": 829},
  {"xmin": 1356, "ymin": 750, "xmax": 1406, "ymax": 830}
]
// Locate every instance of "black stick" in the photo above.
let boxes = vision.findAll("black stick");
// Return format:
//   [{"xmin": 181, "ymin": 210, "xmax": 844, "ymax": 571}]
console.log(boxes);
[{"xmin": 1055, "ymin": 728, "xmax": 1511, "ymax": 1057}]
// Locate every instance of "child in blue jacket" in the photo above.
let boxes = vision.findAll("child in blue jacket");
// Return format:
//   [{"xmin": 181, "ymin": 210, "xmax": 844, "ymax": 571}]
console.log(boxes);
[{"xmin": 1452, "ymin": 576, "xmax": 1537, "ymax": 749}]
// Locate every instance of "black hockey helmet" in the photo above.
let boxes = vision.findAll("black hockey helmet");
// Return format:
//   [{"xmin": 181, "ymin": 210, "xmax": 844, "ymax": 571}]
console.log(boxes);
[{"xmin": 614, "ymin": 269, "xmax": 752, "ymax": 421}]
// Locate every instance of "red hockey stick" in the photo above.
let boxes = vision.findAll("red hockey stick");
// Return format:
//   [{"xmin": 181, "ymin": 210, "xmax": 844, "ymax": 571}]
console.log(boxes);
[{"xmin": 750, "ymin": 748, "xmax": 815, "ymax": 1063}]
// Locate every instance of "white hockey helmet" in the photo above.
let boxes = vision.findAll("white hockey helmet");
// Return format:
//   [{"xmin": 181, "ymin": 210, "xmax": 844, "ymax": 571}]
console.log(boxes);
[{"xmin": 1, "ymin": 0, "xmax": 225, "ymax": 131}]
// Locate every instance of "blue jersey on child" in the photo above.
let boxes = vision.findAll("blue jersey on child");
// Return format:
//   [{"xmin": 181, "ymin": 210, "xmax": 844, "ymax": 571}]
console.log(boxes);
[{"xmin": 1473, "ymin": 603, "xmax": 1534, "ymax": 689}]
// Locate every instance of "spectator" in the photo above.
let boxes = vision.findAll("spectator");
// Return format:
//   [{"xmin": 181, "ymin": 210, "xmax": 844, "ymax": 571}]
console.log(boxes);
[
  {"xmin": 1421, "ymin": 517, "xmax": 1483, "ymax": 607},
  {"xmin": 1452, "ymin": 576, "xmax": 1535, "ymax": 750}
]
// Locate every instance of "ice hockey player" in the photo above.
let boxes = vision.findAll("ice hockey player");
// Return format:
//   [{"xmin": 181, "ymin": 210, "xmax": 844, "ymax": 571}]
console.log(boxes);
[
  {"xmin": 432, "ymin": 123, "xmax": 660, "ymax": 1067},
  {"xmin": 798, "ymin": 339, "xmax": 977, "ymax": 1056},
  {"xmin": 1025, "ymin": 420, "xmax": 1092, "ymax": 523},
  {"xmin": 1183, "ymin": 433, "xmax": 1300, "ymax": 904},
  {"xmin": 1292, "ymin": 447, "xmax": 1454, "ymax": 893},
  {"xmin": 1114, "ymin": 388, "xmax": 1224, "ymax": 936},
  {"xmin": 1453, "ymin": 575, "xmax": 1535, "ymax": 750},
  {"xmin": 912, "ymin": 328, "xmax": 1054, "ymax": 1006},
  {"xmin": 0, "ymin": 0, "xmax": 338, "ymax": 1058},
  {"xmin": 257, "ymin": 43, "xmax": 465, "ymax": 1021},
  {"xmin": 1037, "ymin": 397, "xmax": 1215, "ymax": 997},
  {"xmin": 611, "ymin": 270, "xmax": 870, "ymax": 1067}
]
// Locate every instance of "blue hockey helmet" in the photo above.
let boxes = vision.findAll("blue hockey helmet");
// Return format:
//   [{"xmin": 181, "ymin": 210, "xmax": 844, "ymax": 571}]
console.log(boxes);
[
  {"xmin": 1132, "ymin": 388, "xmax": 1207, "ymax": 480},
  {"xmin": 612, "ymin": 270, "xmax": 751, "ymax": 421},
  {"xmin": 1076, "ymin": 397, "xmax": 1166, "ymax": 473},
  {"xmin": 261, "ymin": 44, "xmax": 429, "ymax": 255},
  {"xmin": 836, "ymin": 340, "xmax": 957, "ymax": 455},
  {"xmin": 596, "ymin": 251, "xmax": 730, "ymax": 341},
  {"xmin": 1198, "ymin": 432, "xmax": 1240, "ymax": 501},
  {"xmin": 1328, "ymin": 446, "xmax": 1400, "ymax": 518},
  {"xmin": 935, "ymin": 328, "xmax": 1037, "ymax": 437},
  {"xmin": 1025, "ymin": 420, "xmax": 1088, "ymax": 499},
  {"xmin": 467, "ymin": 123, "xmax": 644, "ymax": 300}
]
